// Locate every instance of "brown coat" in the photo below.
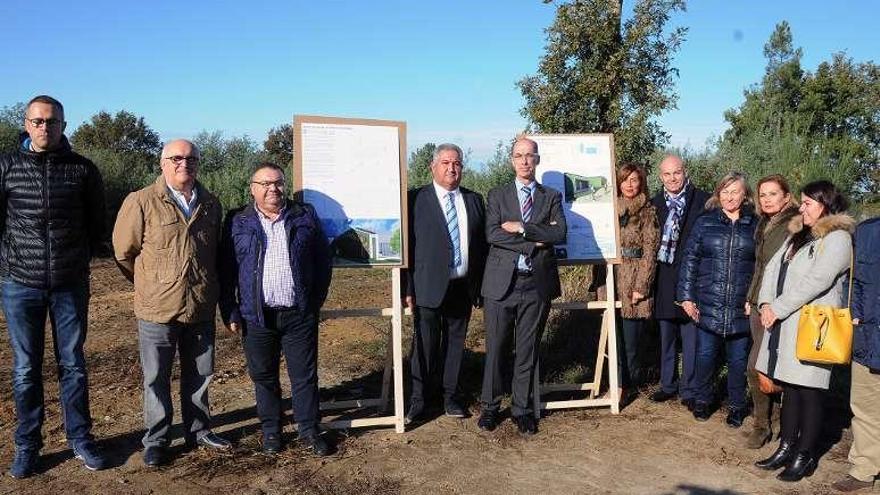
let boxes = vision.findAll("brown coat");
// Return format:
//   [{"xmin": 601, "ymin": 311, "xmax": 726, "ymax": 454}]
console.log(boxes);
[
  {"xmin": 746, "ymin": 202, "xmax": 799, "ymax": 305},
  {"xmin": 599, "ymin": 194, "xmax": 660, "ymax": 319},
  {"xmin": 112, "ymin": 176, "xmax": 223, "ymax": 324}
]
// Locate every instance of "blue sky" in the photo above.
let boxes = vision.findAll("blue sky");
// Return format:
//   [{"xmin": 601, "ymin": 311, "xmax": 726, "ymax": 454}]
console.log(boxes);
[{"xmin": 1, "ymin": 1, "xmax": 876, "ymax": 164}]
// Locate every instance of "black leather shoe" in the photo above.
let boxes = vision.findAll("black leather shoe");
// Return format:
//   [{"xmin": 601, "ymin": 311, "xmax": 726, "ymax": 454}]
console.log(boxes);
[
  {"xmin": 777, "ymin": 451, "xmax": 817, "ymax": 482},
  {"xmin": 143, "ymin": 446, "xmax": 167, "ymax": 468},
  {"xmin": 477, "ymin": 410, "xmax": 499, "ymax": 432},
  {"xmin": 512, "ymin": 415, "xmax": 538, "ymax": 437},
  {"xmin": 755, "ymin": 439, "xmax": 796, "ymax": 470},
  {"xmin": 692, "ymin": 402, "xmax": 711, "ymax": 421},
  {"xmin": 301, "ymin": 434, "xmax": 333, "ymax": 457},
  {"xmin": 444, "ymin": 401, "xmax": 467, "ymax": 418},
  {"xmin": 197, "ymin": 432, "xmax": 232, "ymax": 450},
  {"xmin": 405, "ymin": 402, "xmax": 425, "ymax": 425},
  {"xmin": 681, "ymin": 398, "xmax": 695, "ymax": 412},
  {"xmin": 262, "ymin": 433, "xmax": 283, "ymax": 454},
  {"xmin": 726, "ymin": 407, "xmax": 749, "ymax": 428},
  {"xmin": 650, "ymin": 389, "xmax": 677, "ymax": 402}
]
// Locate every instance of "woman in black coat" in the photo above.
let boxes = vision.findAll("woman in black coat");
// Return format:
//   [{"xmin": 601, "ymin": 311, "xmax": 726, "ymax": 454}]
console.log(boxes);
[{"xmin": 677, "ymin": 172, "xmax": 757, "ymax": 426}]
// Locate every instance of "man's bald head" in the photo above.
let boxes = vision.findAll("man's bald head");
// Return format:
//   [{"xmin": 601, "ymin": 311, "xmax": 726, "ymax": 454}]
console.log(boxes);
[{"xmin": 658, "ymin": 154, "xmax": 686, "ymax": 195}]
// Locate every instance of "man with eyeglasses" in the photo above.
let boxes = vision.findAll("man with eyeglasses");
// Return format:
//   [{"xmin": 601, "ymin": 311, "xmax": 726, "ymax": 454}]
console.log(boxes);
[
  {"xmin": 0, "ymin": 95, "xmax": 107, "ymax": 478},
  {"xmin": 113, "ymin": 138, "xmax": 231, "ymax": 467},
  {"xmin": 219, "ymin": 163, "xmax": 332, "ymax": 456},
  {"xmin": 477, "ymin": 137, "xmax": 566, "ymax": 436}
]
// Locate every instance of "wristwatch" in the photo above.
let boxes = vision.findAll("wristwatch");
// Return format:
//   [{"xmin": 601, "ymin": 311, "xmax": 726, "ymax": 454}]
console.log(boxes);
[{"xmin": 518, "ymin": 225, "xmax": 525, "ymax": 235}]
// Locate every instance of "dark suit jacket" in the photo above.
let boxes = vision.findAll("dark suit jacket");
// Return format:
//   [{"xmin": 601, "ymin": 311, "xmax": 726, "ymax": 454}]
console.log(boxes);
[
  {"xmin": 482, "ymin": 182, "xmax": 567, "ymax": 301},
  {"xmin": 405, "ymin": 184, "xmax": 487, "ymax": 309},
  {"xmin": 651, "ymin": 182, "xmax": 710, "ymax": 320}
]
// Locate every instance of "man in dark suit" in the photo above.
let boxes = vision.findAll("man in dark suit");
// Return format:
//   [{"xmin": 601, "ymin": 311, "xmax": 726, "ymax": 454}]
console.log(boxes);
[
  {"xmin": 478, "ymin": 137, "xmax": 566, "ymax": 436},
  {"xmin": 404, "ymin": 143, "xmax": 487, "ymax": 424},
  {"xmin": 649, "ymin": 155, "xmax": 709, "ymax": 409}
]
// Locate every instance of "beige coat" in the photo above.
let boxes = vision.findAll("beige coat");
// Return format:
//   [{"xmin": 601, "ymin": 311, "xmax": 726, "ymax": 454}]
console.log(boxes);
[
  {"xmin": 598, "ymin": 194, "xmax": 660, "ymax": 319},
  {"xmin": 112, "ymin": 176, "xmax": 222, "ymax": 324}
]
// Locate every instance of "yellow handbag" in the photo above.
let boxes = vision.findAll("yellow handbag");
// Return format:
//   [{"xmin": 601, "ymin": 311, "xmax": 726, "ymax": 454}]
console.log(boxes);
[{"xmin": 795, "ymin": 245, "xmax": 854, "ymax": 365}]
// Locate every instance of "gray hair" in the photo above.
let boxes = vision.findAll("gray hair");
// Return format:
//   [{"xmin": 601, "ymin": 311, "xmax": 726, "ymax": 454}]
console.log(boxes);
[
  {"xmin": 432, "ymin": 143, "xmax": 464, "ymax": 163},
  {"xmin": 705, "ymin": 171, "xmax": 754, "ymax": 210}
]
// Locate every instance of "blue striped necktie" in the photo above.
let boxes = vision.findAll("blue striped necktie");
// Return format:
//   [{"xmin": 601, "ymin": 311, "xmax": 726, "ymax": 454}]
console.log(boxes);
[
  {"xmin": 521, "ymin": 186, "xmax": 533, "ymax": 222},
  {"xmin": 521, "ymin": 186, "xmax": 533, "ymax": 269},
  {"xmin": 445, "ymin": 192, "xmax": 462, "ymax": 268}
]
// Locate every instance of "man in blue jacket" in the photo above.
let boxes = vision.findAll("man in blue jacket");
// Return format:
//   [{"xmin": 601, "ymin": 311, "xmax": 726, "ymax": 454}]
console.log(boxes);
[
  {"xmin": 220, "ymin": 162, "xmax": 332, "ymax": 455},
  {"xmin": 833, "ymin": 217, "xmax": 880, "ymax": 492}
]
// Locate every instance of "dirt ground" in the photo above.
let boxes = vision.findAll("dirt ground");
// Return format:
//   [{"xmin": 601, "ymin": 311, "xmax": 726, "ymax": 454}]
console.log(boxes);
[{"xmin": 0, "ymin": 260, "xmax": 866, "ymax": 495}]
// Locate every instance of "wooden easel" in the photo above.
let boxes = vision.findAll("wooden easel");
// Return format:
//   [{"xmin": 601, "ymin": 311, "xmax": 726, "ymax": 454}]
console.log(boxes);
[
  {"xmin": 317, "ymin": 268, "xmax": 406, "ymax": 433},
  {"xmin": 539, "ymin": 262, "xmax": 622, "ymax": 414}
]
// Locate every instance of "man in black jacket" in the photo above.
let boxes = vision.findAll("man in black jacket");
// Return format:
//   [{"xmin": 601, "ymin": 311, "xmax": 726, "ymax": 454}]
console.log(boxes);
[
  {"xmin": 0, "ymin": 96, "xmax": 107, "ymax": 478},
  {"xmin": 404, "ymin": 144, "xmax": 487, "ymax": 424},
  {"xmin": 649, "ymin": 155, "xmax": 709, "ymax": 408}
]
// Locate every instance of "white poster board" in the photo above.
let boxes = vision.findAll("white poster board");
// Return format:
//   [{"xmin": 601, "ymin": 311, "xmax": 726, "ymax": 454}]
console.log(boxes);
[
  {"xmin": 531, "ymin": 134, "xmax": 620, "ymax": 263},
  {"xmin": 294, "ymin": 115, "xmax": 408, "ymax": 268}
]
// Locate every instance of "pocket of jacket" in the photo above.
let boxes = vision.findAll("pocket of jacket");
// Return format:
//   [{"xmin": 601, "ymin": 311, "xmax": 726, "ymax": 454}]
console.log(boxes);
[{"xmin": 156, "ymin": 246, "xmax": 179, "ymax": 284}]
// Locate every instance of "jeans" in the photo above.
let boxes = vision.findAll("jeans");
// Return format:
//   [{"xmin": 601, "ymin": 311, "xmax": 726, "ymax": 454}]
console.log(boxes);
[
  {"xmin": 243, "ymin": 308, "xmax": 320, "ymax": 438},
  {"xmin": 694, "ymin": 328, "xmax": 750, "ymax": 410},
  {"xmin": 1, "ymin": 279, "xmax": 94, "ymax": 449},
  {"xmin": 138, "ymin": 319, "xmax": 215, "ymax": 448},
  {"xmin": 658, "ymin": 318, "xmax": 698, "ymax": 399}
]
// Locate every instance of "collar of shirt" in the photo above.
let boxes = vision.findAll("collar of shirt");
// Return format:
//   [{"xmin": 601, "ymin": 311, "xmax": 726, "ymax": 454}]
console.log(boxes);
[
  {"xmin": 166, "ymin": 182, "xmax": 198, "ymax": 209},
  {"xmin": 432, "ymin": 181, "xmax": 461, "ymax": 203},
  {"xmin": 255, "ymin": 204, "xmax": 287, "ymax": 224},
  {"xmin": 515, "ymin": 178, "xmax": 537, "ymax": 193}
]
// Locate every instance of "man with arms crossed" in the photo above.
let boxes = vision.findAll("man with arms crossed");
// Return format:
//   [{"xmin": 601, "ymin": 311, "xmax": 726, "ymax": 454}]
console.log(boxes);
[{"xmin": 478, "ymin": 137, "xmax": 566, "ymax": 436}]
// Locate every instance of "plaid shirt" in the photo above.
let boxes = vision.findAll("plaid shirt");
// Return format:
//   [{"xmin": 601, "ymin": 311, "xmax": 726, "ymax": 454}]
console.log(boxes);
[{"xmin": 257, "ymin": 207, "xmax": 296, "ymax": 308}]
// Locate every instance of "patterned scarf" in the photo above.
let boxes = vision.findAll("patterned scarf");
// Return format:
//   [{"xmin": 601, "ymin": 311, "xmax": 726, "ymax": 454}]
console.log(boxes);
[{"xmin": 657, "ymin": 183, "xmax": 689, "ymax": 264}]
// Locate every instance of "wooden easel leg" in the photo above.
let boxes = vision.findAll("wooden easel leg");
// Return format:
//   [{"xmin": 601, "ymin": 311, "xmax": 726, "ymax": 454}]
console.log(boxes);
[
  {"xmin": 590, "ymin": 309, "xmax": 609, "ymax": 399},
  {"xmin": 605, "ymin": 262, "xmax": 620, "ymax": 414},
  {"xmin": 391, "ymin": 269, "xmax": 406, "ymax": 432}
]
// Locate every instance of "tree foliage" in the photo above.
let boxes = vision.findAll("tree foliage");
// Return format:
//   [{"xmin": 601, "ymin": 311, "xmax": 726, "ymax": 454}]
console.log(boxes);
[
  {"xmin": 193, "ymin": 130, "xmax": 263, "ymax": 210},
  {"xmin": 407, "ymin": 143, "xmax": 436, "ymax": 189},
  {"xmin": 519, "ymin": 0, "xmax": 686, "ymax": 163},
  {"xmin": 71, "ymin": 110, "xmax": 161, "ymax": 159},
  {"xmin": 264, "ymin": 124, "xmax": 294, "ymax": 170},
  {"xmin": 0, "ymin": 102, "xmax": 25, "ymax": 154},
  {"xmin": 721, "ymin": 21, "xmax": 880, "ymax": 197}
]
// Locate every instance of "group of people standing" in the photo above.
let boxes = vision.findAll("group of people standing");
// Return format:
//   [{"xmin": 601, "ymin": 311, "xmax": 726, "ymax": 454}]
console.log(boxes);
[
  {"xmin": 1, "ymin": 94, "xmax": 878, "ymax": 492},
  {"xmin": 609, "ymin": 156, "xmax": 880, "ymax": 489}
]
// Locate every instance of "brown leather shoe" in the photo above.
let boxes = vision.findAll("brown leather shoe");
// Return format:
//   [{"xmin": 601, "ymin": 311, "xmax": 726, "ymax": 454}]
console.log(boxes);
[{"xmin": 831, "ymin": 475, "xmax": 874, "ymax": 492}]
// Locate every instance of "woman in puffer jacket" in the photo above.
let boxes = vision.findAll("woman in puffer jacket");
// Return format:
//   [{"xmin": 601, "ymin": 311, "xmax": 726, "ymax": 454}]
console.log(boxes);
[
  {"xmin": 677, "ymin": 172, "xmax": 757, "ymax": 427},
  {"xmin": 754, "ymin": 180, "xmax": 854, "ymax": 482}
]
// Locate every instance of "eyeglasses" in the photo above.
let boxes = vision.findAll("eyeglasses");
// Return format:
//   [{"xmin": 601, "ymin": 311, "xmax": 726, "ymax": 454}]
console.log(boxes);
[
  {"xmin": 252, "ymin": 180, "xmax": 285, "ymax": 190},
  {"xmin": 163, "ymin": 155, "xmax": 200, "ymax": 165},
  {"xmin": 513, "ymin": 153, "xmax": 539, "ymax": 161},
  {"xmin": 26, "ymin": 118, "xmax": 63, "ymax": 128}
]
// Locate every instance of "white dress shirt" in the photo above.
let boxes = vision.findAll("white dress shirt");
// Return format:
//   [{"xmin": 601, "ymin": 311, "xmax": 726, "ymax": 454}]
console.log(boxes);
[{"xmin": 433, "ymin": 181, "xmax": 470, "ymax": 279}]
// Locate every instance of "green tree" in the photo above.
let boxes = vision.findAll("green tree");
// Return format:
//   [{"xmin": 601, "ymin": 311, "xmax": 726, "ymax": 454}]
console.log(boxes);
[
  {"xmin": 71, "ymin": 110, "xmax": 162, "ymax": 158},
  {"xmin": 264, "ymin": 123, "xmax": 294, "ymax": 169},
  {"xmin": 0, "ymin": 102, "xmax": 26, "ymax": 153},
  {"xmin": 193, "ymin": 130, "xmax": 262, "ymax": 210},
  {"xmin": 721, "ymin": 22, "xmax": 879, "ymax": 196},
  {"xmin": 519, "ymin": 0, "xmax": 686, "ymax": 164},
  {"xmin": 407, "ymin": 143, "xmax": 436, "ymax": 189},
  {"xmin": 462, "ymin": 141, "xmax": 515, "ymax": 197}
]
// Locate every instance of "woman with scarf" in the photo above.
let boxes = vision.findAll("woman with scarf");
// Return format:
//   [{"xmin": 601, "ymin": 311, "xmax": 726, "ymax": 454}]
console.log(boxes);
[
  {"xmin": 743, "ymin": 175, "xmax": 799, "ymax": 449},
  {"xmin": 754, "ymin": 180, "xmax": 854, "ymax": 482}
]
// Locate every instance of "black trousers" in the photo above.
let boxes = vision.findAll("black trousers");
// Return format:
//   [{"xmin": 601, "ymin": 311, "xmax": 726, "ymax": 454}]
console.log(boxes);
[
  {"xmin": 617, "ymin": 317, "xmax": 645, "ymax": 389},
  {"xmin": 481, "ymin": 272, "xmax": 550, "ymax": 417},
  {"xmin": 780, "ymin": 382, "xmax": 824, "ymax": 455},
  {"xmin": 410, "ymin": 279, "xmax": 472, "ymax": 405},
  {"xmin": 243, "ymin": 308, "xmax": 320, "ymax": 438}
]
